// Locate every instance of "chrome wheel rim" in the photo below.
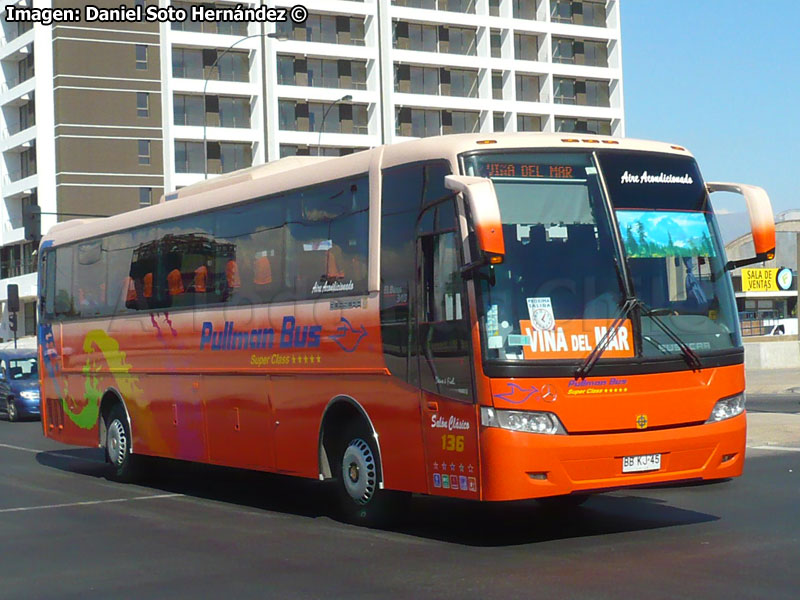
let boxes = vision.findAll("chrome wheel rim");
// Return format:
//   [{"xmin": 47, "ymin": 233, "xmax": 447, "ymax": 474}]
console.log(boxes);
[
  {"xmin": 7, "ymin": 400, "xmax": 16, "ymax": 420},
  {"xmin": 107, "ymin": 418, "xmax": 128, "ymax": 467},
  {"xmin": 342, "ymin": 438, "xmax": 376, "ymax": 505}
]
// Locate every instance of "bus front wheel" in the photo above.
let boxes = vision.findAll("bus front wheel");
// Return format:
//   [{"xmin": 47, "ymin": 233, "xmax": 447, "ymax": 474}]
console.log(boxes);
[
  {"xmin": 104, "ymin": 404, "xmax": 141, "ymax": 482},
  {"xmin": 335, "ymin": 424, "xmax": 406, "ymax": 526}
]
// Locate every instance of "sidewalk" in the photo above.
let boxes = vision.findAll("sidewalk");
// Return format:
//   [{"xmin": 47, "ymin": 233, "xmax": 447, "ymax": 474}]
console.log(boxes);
[{"xmin": 745, "ymin": 366, "xmax": 800, "ymax": 395}]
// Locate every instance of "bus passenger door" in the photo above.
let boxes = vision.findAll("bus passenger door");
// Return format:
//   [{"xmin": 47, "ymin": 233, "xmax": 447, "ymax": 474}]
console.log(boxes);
[{"xmin": 415, "ymin": 199, "xmax": 480, "ymax": 498}]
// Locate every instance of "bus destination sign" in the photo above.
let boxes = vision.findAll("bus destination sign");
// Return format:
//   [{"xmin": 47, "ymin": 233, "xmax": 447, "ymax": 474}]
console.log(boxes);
[{"xmin": 484, "ymin": 162, "xmax": 576, "ymax": 179}]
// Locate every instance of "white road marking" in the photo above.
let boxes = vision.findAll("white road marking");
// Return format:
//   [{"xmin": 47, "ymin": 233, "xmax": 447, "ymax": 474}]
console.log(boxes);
[
  {"xmin": 0, "ymin": 442, "xmax": 43, "ymax": 454},
  {"xmin": 0, "ymin": 442, "xmax": 105, "ymax": 463},
  {"xmin": 748, "ymin": 445, "xmax": 800, "ymax": 453},
  {"xmin": 0, "ymin": 493, "xmax": 184, "ymax": 514}
]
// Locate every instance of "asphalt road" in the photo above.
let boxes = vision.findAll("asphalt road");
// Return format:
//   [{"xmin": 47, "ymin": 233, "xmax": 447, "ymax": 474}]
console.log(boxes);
[{"xmin": 1, "ymin": 406, "xmax": 798, "ymax": 600}]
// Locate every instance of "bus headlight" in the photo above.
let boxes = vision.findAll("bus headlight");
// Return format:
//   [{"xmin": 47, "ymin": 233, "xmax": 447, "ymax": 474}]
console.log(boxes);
[
  {"xmin": 481, "ymin": 407, "xmax": 567, "ymax": 435},
  {"xmin": 706, "ymin": 393, "xmax": 745, "ymax": 423},
  {"xmin": 20, "ymin": 390, "xmax": 40, "ymax": 401}
]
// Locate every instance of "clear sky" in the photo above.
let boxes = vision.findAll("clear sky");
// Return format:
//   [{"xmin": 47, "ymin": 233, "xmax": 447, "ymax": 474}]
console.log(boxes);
[{"xmin": 620, "ymin": 0, "xmax": 800, "ymax": 241}]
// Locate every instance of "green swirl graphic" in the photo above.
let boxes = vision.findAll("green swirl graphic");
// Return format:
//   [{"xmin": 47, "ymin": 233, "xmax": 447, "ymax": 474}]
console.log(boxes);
[{"xmin": 63, "ymin": 330, "xmax": 140, "ymax": 430}]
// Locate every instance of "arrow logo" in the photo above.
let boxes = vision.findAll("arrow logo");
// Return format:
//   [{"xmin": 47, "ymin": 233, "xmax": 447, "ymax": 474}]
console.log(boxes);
[
  {"xmin": 494, "ymin": 383, "xmax": 539, "ymax": 405},
  {"xmin": 330, "ymin": 317, "xmax": 367, "ymax": 353}
]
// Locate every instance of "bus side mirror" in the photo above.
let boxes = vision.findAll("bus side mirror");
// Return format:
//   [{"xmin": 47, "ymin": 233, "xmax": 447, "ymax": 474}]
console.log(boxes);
[
  {"xmin": 444, "ymin": 175, "xmax": 505, "ymax": 264},
  {"xmin": 707, "ymin": 182, "xmax": 776, "ymax": 271}
]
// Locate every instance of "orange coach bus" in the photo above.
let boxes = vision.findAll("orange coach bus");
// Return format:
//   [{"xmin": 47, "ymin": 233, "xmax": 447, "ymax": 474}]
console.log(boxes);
[{"xmin": 38, "ymin": 133, "xmax": 775, "ymax": 523}]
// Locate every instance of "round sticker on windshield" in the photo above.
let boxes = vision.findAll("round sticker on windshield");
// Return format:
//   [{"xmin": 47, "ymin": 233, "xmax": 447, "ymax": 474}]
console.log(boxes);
[{"xmin": 777, "ymin": 268, "xmax": 793, "ymax": 291}]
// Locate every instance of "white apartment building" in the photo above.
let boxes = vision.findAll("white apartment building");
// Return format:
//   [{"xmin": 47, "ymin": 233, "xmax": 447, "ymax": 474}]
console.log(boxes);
[{"xmin": 0, "ymin": 0, "xmax": 623, "ymax": 340}]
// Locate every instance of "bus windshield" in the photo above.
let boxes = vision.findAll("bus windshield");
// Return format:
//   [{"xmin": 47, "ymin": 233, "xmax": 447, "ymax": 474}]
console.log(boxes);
[{"xmin": 463, "ymin": 150, "xmax": 739, "ymax": 365}]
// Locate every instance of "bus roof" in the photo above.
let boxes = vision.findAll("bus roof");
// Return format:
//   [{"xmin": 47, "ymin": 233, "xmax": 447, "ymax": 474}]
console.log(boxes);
[{"xmin": 41, "ymin": 133, "xmax": 694, "ymax": 248}]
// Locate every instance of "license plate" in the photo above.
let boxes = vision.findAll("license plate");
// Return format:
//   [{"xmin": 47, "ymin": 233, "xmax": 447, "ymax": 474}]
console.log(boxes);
[{"xmin": 622, "ymin": 453, "xmax": 661, "ymax": 473}]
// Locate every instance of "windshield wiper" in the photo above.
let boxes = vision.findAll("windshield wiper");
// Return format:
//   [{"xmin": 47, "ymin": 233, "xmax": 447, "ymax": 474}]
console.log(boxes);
[
  {"xmin": 639, "ymin": 303, "xmax": 702, "ymax": 370},
  {"xmin": 574, "ymin": 297, "xmax": 702, "ymax": 380},
  {"xmin": 575, "ymin": 297, "xmax": 640, "ymax": 380}
]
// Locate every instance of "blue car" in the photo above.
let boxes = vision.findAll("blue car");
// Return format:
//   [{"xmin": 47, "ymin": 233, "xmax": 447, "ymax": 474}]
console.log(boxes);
[{"xmin": 0, "ymin": 350, "xmax": 40, "ymax": 421}]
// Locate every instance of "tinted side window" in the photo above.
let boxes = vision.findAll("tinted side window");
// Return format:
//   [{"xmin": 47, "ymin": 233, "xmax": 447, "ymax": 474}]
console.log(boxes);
[
  {"xmin": 125, "ymin": 225, "xmax": 161, "ymax": 311},
  {"xmin": 287, "ymin": 175, "xmax": 369, "ymax": 299},
  {"xmin": 54, "ymin": 246, "xmax": 75, "ymax": 319},
  {"xmin": 380, "ymin": 160, "xmax": 452, "ymax": 382},
  {"xmin": 154, "ymin": 215, "xmax": 217, "ymax": 310},
  {"xmin": 215, "ymin": 198, "xmax": 289, "ymax": 306},
  {"xmin": 107, "ymin": 231, "xmax": 136, "ymax": 315},
  {"xmin": 74, "ymin": 240, "xmax": 107, "ymax": 318}
]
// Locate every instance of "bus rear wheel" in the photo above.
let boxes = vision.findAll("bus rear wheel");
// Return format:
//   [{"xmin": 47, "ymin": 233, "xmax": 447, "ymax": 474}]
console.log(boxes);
[
  {"xmin": 335, "ymin": 424, "xmax": 406, "ymax": 526},
  {"xmin": 105, "ymin": 404, "xmax": 141, "ymax": 483}
]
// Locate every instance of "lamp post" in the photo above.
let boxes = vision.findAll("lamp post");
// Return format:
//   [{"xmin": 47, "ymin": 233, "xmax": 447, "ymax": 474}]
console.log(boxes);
[
  {"xmin": 202, "ymin": 32, "xmax": 287, "ymax": 180},
  {"xmin": 317, "ymin": 94, "xmax": 352, "ymax": 156}
]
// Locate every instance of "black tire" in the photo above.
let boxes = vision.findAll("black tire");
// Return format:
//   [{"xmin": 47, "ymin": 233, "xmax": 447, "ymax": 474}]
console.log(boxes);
[
  {"xmin": 104, "ymin": 404, "xmax": 141, "ymax": 482},
  {"xmin": 334, "ymin": 423, "xmax": 407, "ymax": 526},
  {"xmin": 7, "ymin": 397, "xmax": 18, "ymax": 422}
]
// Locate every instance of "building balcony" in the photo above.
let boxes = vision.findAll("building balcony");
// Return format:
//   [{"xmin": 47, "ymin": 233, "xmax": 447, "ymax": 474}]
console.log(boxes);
[
  {"xmin": 172, "ymin": 124, "xmax": 261, "ymax": 144},
  {"xmin": 0, "ymin": 124, "xmax": 36, "ymax": 153},
  {"xmin": 1, "ymin": 172, "xmax": 37, "ymax": 200},
  {"xmin": 275, "ymin": 85, "xmax": 376, "ymax": 106},
  {"xmin": 0, "ymin": 28, "xmax": 34, "ymax": 61},
  {"xmin": 0, "ymin": 76, "xmax": 34, "ymax": 108},
  {"xmin": 170, "ymin": 77, "xmax": 258, "ymax": 97}
]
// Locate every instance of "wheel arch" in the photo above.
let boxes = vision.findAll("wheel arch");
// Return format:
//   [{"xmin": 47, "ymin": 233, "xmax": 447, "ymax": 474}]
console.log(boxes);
[
  {"xmin": 98, "ymin": 387, "xmax": 133, "ymax": 452},
  {"xmin": 318, "ymin": 395, "xmax": 384, "ymax": 489}
]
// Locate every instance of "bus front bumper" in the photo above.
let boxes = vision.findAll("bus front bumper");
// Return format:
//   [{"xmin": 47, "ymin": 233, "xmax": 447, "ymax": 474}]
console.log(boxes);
[{"xmin": 479, "ymin": 413, "xmax": 746, "ymax": 502}]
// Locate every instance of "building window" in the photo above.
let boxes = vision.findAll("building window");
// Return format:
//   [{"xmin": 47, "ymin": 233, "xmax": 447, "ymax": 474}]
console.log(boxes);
[
  {"xmin": 139, "ymin": 187, "xmax": 152, "ymax": 207},
  {"xmin": 490, "ymin": 29, "xmax": 502, "ymax": 58},
  {"xmin": 172, "ymin": 48, "xmax": 203, "ymax": 79},
  {"xmin": 513, "ymin": 0, "xmax": 537, "ymax": 19},
  {"xmin": 489, "ymin": 0, "xmax": 500, "ymax": 16},
  {"xmin": 514, "ymin": 33, "xmax": 538, "ymax": 61},
  {"xmin": 136, "ymin": 92, "xmax": 149, "ymax": 118},
  {"xmin": 554, "ymin": 78, "xmax": 610, "ymax": 106},
  {"xmin": 555, "ymin": 117, "xmax": 612, "ymax": 135},
  {"xmin": 444, "ymin": 110, "xmax": 479, "ymax": 134},
  {"xmin": 444, "ymin": 26, "xmax": 477, "ymax": 55},
  {"xmin": 405, "ymin": 22, "xmax": 438, "ymax": 52},
  {"xmin": 583, "ymin": 40, "xmax": 609, "ymax": 67},
  {"xmin": 396, "ymin": 107, "xmax": 440, "ymax": 138},
  {"xmin": 219, "ymin": 96, "xmax": 251, "ymax": 128},
  {"xmin": 552, "ymin": 0, "xmax": 606, "ymax": 27},
  {"xmin": 220, "ymin": 143, "xmax": 253, "ymax": 173},
  {"xmin": 284, "ymin": 14, "xmax": 364, "ymax": 46},
  {"xmin": 492, "ymin": 71, "xmax": 504, "ymax": 100},
  {"xmin": 173, "ymin": 94, "xmax": 205, "ymax": 126},
  {"xmin": 18, "ymin": 49, "xmax": 34, "ymax": 83},
  {"xmin": 279, "ymin": 55, "xmax": 367, "ymax": 90},
  {"xmin": 18, "ymin": 97, "xmax": 35, "ymax": 132},
  {"xmin": 554, "ymin": 77, "xmax": 576, "ymax": 104},
  {"xmin": 515, "ymin": 74, "xmax": 539, "ymax": 102},
  {"xmin": 493, "ymin": 112, "xmax": 505, "ymax": 132},
  {"xmin": 278, "ymin": 100, "xmax": 368, "ymax": 134},
  {"xmin": 20, "ymin": 145, "xmax": 36, "ymax": 179},
  {"xmin": 553, "ymin": 37, "xmax": 575, "ymax": 64},
  {"xmin": 135, "ymin": 45, "xmax": 148, "ymax": 70},
  {"xmin": 138, "ymin": 140, "xmax": 151, "ymax": 165},
  {"xmin": 174, "ymin": 141, "xmax": 205, "ymax": 173},
  {"xmin": 438, "ymin": 0, "xmax": 476, "ymax": 13},
  {"xmin": 551, "ymin": 0, "xmax": 572, "ymax": 23},
  {"xmin": 553, "ymin": 37, "xmax": 609, "ymax": 67},
  {"xmin": 217, "ymin": 51, "xmax": 250, "ymax": 82},
  {"xmin": 517, "ymin": 114, "xmax": 542, "ymax": 132},
  {"xmin": 449, "ymin": 69, "xmax": 478, "ymax": 97}
]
